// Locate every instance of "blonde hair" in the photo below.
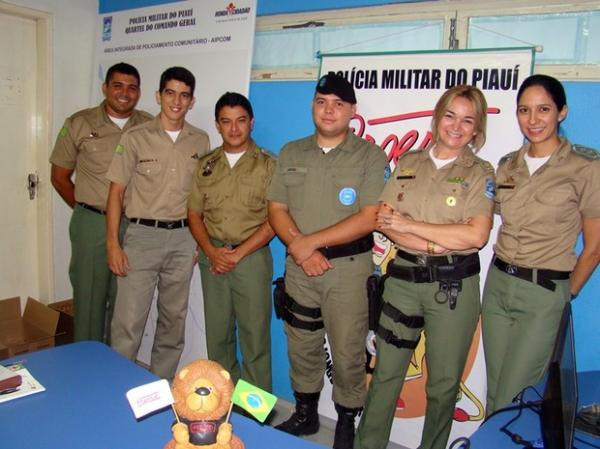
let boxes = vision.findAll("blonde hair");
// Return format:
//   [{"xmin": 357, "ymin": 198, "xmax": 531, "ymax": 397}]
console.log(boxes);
[{"xmin": 430, "ymin": 85, "xmax": 488, "ymax": 151}]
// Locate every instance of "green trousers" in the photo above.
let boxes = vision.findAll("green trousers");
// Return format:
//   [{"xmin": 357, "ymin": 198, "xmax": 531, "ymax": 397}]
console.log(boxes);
[
  {"xmin": 69, "ymin": 205, "xmax": 116, "ymax": 343},
  {"xmin": 355, "ymin": 270, "xmax": 481, "ymax": 449},
  {"xmin": 284, "ymin": 252, "xmax": 372, "ymax": 408},
  {"xmin": 199, "ymin": 243, "xmax": 273, "ymax": 391},
  {"xmin": 482, "ymin": 264, "xmax": 570, "ymax": 415}
]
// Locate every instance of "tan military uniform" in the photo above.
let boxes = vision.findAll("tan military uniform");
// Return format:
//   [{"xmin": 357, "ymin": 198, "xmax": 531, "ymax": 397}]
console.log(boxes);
[
  {"xmin": 356, "ymin": 147, "xmax": 495, "ymax": 449},
  {"xmin": 188, "ymin": 140, "xmax": 275, "ymax": 243},
  {"xmin": 50, "ymin": 101, "xmax": 152, "ymax": 209},
  {"xmin": 494, "ymin": 138, "xmax": 600, "ymax": 270},
  {"xmin": 268, "ymin": 131, "xmax": 388, "ymax": 408},
  {"xmin": 108, "ymin": 116, "xmax": 210, "ymax": 379},
  {"xmin": 49, "ymin": 102, "xmax": 152, "ymax": 342},
  {"xmin": 107, "ymin": 116, "xmax": 207, "ymax": 220},
  {"xmin": 188, "ymin": 140, "xmax": 275, "ymax": 390},
  {"xmin": 380, "ymin": 147, "xmax": 495, "ymax": 255},
  {"xmin": 483, "ymin": 138, "xmax": 600, "ymax": 414}
]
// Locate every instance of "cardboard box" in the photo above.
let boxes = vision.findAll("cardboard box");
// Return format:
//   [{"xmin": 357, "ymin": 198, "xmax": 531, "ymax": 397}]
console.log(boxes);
[
  {"xmin": 48, "ymin": 299, "xmax": 74, "ymax": 346},
  {"xmin": 0, "ymin": 297, "xmax": 60, "ymax": 360}
]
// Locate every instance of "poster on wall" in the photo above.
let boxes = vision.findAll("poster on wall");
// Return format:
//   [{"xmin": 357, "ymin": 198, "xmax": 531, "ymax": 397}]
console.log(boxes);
[
  {"xmin": 93, "ymin": 0, "xmax": 257, "ymax": 369},
  {"xmin": 319, "ymin": 48, "xmax": 534, "ymax": 447}
]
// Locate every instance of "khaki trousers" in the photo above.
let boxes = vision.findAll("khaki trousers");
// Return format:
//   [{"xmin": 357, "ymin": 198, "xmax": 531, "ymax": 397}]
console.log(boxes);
[{"xmin": 111, "ymin": 223, "xmax": 195, "ymax": 379}]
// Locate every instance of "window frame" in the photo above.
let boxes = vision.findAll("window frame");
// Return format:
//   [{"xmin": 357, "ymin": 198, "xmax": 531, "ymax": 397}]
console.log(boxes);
[{"xmin": 252, "ymin": 0, "xmax": 600, "ymax": 81}]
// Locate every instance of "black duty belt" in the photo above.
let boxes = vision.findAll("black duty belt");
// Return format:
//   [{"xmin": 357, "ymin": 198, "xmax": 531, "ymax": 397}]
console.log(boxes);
[
  {"xmin": 131, "ymin": 218, "xmax": 189, "ymax": 229},
  {"xmin": 493, "ymin": 256, "xmax": 570, "ymax": 292},
  {"xmin": 318, "ymin": 234, "xmax": 374, "ymax": 260},
  {"xmin": 386, "ymin": 252, "xmax": 480, "ymax": 283},
  {"xmin": 77, "ymin": 202, "xmax": 106, "ymax": 215},
  {"xmin": 395, "ymin": 248, "xmax": 470, "ymax": 266},
  {"xmin": 213, "ymin": 239, "xmax": 241, "ymax": 250}
]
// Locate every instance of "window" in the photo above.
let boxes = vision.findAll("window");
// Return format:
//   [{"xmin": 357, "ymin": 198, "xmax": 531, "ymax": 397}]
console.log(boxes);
[{"xmin": 252, "ymin": 0, "xmax": 600, "ymax": 81}]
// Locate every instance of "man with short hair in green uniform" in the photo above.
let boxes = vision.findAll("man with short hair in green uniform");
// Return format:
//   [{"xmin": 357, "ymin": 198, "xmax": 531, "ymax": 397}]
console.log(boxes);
[
  {"xmin": 268, "ymin": 73, "xmax": 388, "ymax": 449},
  {"xmin": 50, "ymin": 62, "xmax": 152, "ymax": 342},
  {"xmin": 187, "ymin": 92, "xmax": 275, "ymax": 393},
  {"xmin": 106, "ymin": 67, "xmax": 210, "ymax": 380}
]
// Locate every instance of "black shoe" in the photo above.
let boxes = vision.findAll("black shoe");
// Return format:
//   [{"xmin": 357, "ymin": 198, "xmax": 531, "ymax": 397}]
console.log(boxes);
[
  {"xmin": 333, "ymin": 403, "xmax": 362, "ymax": 449},
  {"xmin": 275, "ymin": 391, "xmax": 320, "ymax": 436}
]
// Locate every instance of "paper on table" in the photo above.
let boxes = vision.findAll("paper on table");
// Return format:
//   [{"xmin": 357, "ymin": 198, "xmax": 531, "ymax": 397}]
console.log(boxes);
[{"xmin": 0, "ymin": 363, "xmax": 45, "ymax": 404}]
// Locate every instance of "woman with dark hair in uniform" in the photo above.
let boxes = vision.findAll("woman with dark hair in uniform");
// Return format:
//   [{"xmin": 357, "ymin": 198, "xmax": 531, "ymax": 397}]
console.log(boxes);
[
  {"xmin": 482, "ymin": 74, "xmax": 600, "ymax": 415},
  {"xmin": 354, "ymin": 85, "xmax": 495, "ymax": 449}
]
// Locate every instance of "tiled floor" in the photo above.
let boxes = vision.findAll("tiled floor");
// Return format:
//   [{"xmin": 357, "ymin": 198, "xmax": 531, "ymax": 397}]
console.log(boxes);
[{"xmin": 269, "ymin": 399, "xmax": 408, "ymax": 449}]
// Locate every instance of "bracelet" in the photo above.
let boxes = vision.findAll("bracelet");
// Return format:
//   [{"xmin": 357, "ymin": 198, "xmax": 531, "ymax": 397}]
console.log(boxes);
[{"xmin": 427, "ymin": 241, "xmax": 435, "ymax": 255}]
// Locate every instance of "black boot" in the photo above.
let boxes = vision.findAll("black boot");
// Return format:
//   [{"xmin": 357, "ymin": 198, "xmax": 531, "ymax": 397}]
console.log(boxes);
[
  {"xmin": 333, "ymin": 403, "xmax": 362, "ymax": 449},
  {"xmin": 275, "ymin": 391, "xmax": 320, "ymax": 436}
]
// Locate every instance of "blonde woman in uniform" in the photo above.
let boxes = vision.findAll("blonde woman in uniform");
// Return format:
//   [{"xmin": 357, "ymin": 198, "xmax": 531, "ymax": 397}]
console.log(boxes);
[
  {"xmin": 354, "ymin": 85, "xmax": 495, "ymax": 449},
  {"xmin": 482, "ymin": 74, "xmax": 600, "ymax": 415}
]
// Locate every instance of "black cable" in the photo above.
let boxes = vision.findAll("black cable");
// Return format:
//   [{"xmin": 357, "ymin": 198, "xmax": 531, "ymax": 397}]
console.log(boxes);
[
  {"xmin": 448, "ymin": 436, "xmax": 471, "ymax": 448},
  {"xmin": 496, "ymin": 388, "xmax": 544, "ymax": 448},
  {"xmin": 483, "ymin": 386, "xmax": 543, "ymax": 423}
]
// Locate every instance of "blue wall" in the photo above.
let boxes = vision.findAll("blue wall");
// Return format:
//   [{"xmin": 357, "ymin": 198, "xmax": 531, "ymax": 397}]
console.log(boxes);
[{"xmin": 99, "ymin": 1, "xmax": 600, "ymax": 394}]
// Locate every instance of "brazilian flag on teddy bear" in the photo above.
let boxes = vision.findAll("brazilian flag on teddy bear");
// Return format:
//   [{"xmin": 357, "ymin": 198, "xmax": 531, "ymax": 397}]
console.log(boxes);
[{"xmin": 231, "ymin": 379, "xmax": 277, "ymax": 423}]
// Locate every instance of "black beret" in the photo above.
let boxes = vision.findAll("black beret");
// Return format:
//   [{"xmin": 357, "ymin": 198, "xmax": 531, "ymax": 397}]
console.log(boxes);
[{"xmin": 315, "ymin": 73, "xmax": 356, "ymax": 104}]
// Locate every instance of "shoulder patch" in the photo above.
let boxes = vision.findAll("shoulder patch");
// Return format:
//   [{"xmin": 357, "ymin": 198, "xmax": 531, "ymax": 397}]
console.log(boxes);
[
  {"xmin": 115, "ymin": 144, "xmax": 124, "ymax": 155},
  {"xmin": 58, "ymin": 126, "xmax": 68, "ymax": 138},
  {"xmin": 499, "ymin": 151, "xmax": 518, "ymax": 166},
  {"xmin": 572, "ymin": 145, "xmax": 600, "ymax": 161}
]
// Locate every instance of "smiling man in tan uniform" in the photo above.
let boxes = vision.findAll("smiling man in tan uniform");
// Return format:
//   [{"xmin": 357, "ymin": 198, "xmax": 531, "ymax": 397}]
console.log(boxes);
[
  {"xmin": 106, "ymin": 66, "xmax": 210, "ymax": 379},
  {"xmin": 188, "ymin": 92, "xmax": 275, "ymax": 393},
  {"xmin": 50, "ymin": 62, "xmax": 152, "ymax": 342}
]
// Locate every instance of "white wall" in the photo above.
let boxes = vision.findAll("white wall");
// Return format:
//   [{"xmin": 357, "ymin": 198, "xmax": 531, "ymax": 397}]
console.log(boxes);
[{"xmin": 10, "ymin": 0, "xmax": 97, "ymax": 300}]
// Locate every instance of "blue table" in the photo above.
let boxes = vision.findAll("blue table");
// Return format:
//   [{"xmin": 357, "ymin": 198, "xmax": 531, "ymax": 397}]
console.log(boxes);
[
  {"xmin": 468, "ymin": 371, "xmax": 600, "ymax": 448},
  {"xmin": 0, "ymin": 342, "xmax": 325, "ymax": 449}
]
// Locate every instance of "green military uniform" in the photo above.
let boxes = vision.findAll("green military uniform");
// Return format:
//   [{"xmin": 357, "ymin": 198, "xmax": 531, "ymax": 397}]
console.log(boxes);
[
  {"xmin": 355, "ymin": 148, "xmax": 495, "ymax": 449},
  {"xmin": 49, "ymin": 102, "xmax": 152, "ymax": 342},
  {"xmin": 482, "ymin": 139, "xmax": 600, "ymax": 414},
  {"xmin": 187, "ymin": 140, "xmax": 275, "ymax": 391},
  {"xmin": 268, "ymin": 131, "xmax": 387, "ymax": 408},
  {"xmin": 107, "ymin": 116, "xmax": 210, "ymax": 380}
]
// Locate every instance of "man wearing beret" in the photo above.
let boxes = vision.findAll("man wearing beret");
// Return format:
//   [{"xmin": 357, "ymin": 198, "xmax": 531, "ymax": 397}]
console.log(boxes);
[{"xmin": 268, "ymin": 73, "xmax": 388, "ymax": 448}]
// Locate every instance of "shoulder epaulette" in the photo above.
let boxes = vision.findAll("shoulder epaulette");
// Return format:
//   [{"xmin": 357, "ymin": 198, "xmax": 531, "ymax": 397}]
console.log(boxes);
[
  {"xmin": 137, "ymin": 110, "xmax": 154, "ymax": 120},
  {"xmin": 260, "ymin": 148, "xmax": 277, "ymax": 160},
  {"xmin": 476, "ymin": 158, "xmax": 495, "ymax": 173},
  {"xmin": 572, "ymin": 144, "xmax": 600, "ymax": 161},
  {"xmin": 499, "ymin": 151, "xmax": 518, "ymax": 165},
  {"xmin": 199, "ymin": 148, "xmax": 220, "ymax": 164},
  {"xmin": 398, "ymin": 148, "xmax": 422, "ymax": 161}
]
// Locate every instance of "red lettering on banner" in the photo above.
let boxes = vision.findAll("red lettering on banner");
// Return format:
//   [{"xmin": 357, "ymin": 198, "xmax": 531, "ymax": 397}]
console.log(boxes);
[{"xmin": 351, "ymin": 107, "xmax": 499, "ymax": 166}]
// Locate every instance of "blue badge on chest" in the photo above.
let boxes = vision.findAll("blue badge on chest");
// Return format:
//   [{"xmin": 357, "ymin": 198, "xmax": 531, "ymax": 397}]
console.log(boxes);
[
  {"xmin": 339, "ymin": 187, "xmax": 357, "ymax": 206},
  {"xmin": 485, "ymin": 177, "xmax": 496, "ymax": 199},
  {"xmin": 384, "ymin": 165, "xmax": 391, "ymax": 182}
]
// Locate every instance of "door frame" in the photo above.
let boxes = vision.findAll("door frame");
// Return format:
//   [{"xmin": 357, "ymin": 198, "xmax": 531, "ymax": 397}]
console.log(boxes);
[{"xmin": 0, "ymin": 1, "xmax": 54, "ymax": 302}]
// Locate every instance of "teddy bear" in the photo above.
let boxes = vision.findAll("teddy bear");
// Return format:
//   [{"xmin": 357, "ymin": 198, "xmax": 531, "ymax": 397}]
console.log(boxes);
[{"xmin": 164, "ymin": 359, "xmax": 244, "ymax": 449}]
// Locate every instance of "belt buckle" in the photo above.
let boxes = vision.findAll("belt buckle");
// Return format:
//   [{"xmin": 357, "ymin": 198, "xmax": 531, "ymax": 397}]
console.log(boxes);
[
  {"xmin": 224, "ymin": 243, "xmax": 233, "ymax": 250},
  {"xmin": 166, "ymin": 221, "xmax": 175, "ymax": 230},
  {"xmin": 506, "ymin": 264, "xmax": 518, "ymax": 275},
  {"xmin": 416, "ymin": 254, "xmax": 428, "ymax": 266}
]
